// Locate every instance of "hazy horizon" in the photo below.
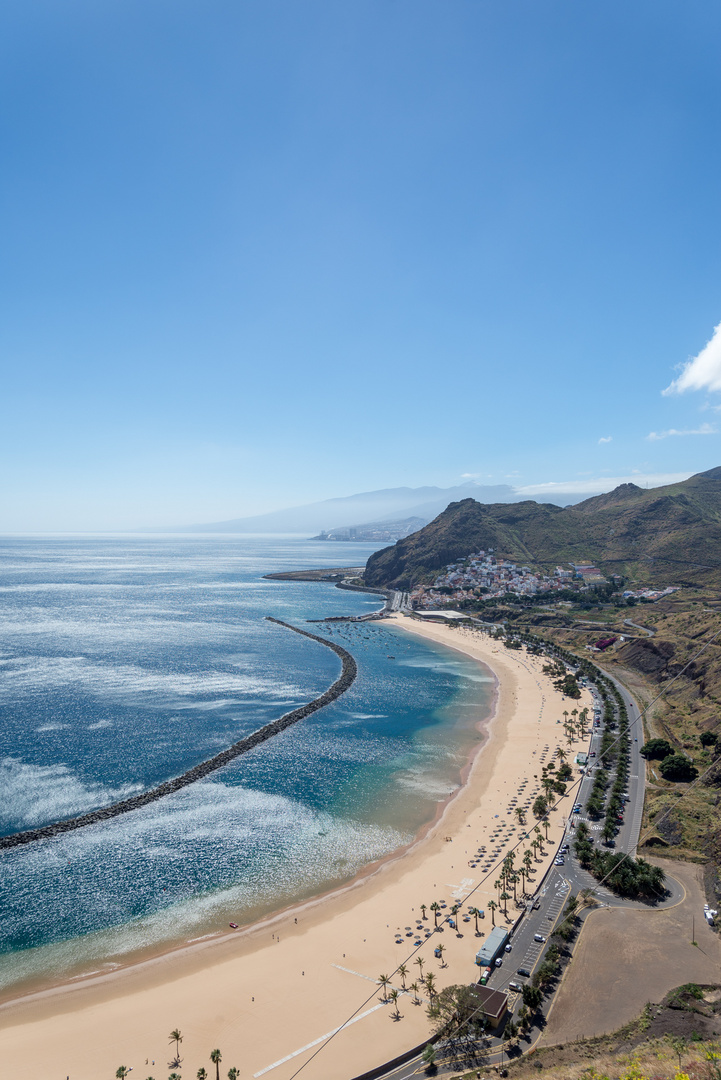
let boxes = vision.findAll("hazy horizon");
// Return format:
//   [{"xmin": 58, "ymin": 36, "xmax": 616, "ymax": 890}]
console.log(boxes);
[{"xmin": 3, "ymin": 2, "xmax": 721, "ymax": 530}]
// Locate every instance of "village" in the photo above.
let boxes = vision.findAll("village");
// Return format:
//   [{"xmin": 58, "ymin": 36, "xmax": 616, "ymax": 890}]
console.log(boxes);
[{"xmin": 409, "ymin": 551, "xmax": 618, "ymax": 610}]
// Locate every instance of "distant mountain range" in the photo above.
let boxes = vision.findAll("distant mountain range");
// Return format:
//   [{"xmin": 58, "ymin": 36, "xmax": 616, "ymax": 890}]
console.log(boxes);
[
  {"xmin": 364, "ymin": 467, "xmax": 721, "ymax": 590},
  {"xmin": 154, "ymin": 481, "xmax": 598, "ymax": 534}
]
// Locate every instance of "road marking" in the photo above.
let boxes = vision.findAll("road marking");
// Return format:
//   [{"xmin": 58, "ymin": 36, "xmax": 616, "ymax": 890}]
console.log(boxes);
[{"xmin": 253, "ymin": 1002, "xmax": 387, "ymax": 1076}]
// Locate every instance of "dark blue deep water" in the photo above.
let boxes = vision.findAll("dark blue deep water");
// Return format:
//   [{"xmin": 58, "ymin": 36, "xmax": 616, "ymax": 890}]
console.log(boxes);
[{"xmin": 0, "ymin": 535, "xmax": 493, "ymax": 993}]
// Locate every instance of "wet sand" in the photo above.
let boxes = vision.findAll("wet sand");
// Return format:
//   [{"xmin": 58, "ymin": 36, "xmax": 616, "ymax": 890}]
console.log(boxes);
[{"xmin": 0, "ymin": 614, "xmax": 592, "ymax": 1080}]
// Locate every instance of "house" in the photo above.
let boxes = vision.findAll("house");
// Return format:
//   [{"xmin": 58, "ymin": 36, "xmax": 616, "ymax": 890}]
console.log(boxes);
[{"xmin": 470, "ymin": 984, "xmax": 508, "ymax": 1029}]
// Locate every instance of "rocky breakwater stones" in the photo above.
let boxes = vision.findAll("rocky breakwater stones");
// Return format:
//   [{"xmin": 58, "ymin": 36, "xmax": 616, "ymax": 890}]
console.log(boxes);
[{"xmin": 0, "ymin": 618, "xmax": 358, "ymax": 850}]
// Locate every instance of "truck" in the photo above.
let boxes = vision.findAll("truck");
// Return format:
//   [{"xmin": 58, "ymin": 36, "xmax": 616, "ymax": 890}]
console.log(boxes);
[{"xmin": 475, "ymin": 926, "xmax": 510, "ymax": 969}]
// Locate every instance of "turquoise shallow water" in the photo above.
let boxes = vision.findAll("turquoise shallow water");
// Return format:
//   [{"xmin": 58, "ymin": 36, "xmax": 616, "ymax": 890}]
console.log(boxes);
[{"xmin": 0, "ymin": 535, "xmax": 494, "ymax": 994}]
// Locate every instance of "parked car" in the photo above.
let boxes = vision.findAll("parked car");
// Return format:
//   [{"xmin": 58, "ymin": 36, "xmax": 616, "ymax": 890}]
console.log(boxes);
[{"xmin": 517, "ymin": 967, "xmax": 531, "ymax": 977}]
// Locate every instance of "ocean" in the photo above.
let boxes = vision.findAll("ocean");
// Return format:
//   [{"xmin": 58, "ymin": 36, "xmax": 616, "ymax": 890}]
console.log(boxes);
[{"xmin": 0, "ymin": 534, "xmax": 494, "ymax": 997}]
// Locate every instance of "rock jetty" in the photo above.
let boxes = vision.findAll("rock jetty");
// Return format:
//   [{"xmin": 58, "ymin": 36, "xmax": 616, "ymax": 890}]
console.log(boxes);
[{"xmin": 0, "ymin": 618, "xmax": 357, "ymax": 850}]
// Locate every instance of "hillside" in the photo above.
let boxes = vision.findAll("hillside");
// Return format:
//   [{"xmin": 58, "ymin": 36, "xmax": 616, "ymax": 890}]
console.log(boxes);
[{"xmin": 364, "ymin": 466, "xmax": 721, "ymax": 589}]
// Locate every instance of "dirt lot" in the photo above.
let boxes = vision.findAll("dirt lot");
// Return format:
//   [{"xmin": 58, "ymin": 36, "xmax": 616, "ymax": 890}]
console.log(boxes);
[{"xmin": 541, "ymin": 859, "xmax": 721, "ymax": 1045}]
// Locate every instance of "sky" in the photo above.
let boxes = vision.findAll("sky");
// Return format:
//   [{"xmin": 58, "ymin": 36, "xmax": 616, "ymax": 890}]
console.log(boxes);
[{"xmin": 3, "ymin": 0, "xmax": 721, "ymax": 530}]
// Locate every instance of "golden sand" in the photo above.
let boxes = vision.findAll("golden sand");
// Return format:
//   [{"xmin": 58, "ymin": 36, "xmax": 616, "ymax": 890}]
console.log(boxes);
[{"xmin": 0, "ymin": 614, "xmax": 592, "ymax": 1080}]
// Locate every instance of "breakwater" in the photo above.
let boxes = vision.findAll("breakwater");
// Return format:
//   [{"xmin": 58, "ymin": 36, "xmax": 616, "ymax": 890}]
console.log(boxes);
[{"xmin": 0, "ymin": 618, "xmax": 358, "ymax": 851}]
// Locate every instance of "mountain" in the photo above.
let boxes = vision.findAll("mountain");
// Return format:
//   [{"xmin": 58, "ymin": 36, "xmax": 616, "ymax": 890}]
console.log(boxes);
[
  {"xmin": 158, "ymin": 483, "xmax": 520, "ymax": 533},
  {"xmin": 364, "ymin": 466, "xmax": 721, "ymax": 589},
  {"xmin": 150, "ymin": 481, "xmax": 607, "ymax": 534}
]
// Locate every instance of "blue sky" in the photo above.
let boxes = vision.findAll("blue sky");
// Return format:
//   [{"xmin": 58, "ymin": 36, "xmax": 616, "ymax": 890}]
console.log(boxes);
[{"xmin": 3, "ymin": 0, "xmax": 721, "ymax": 529}]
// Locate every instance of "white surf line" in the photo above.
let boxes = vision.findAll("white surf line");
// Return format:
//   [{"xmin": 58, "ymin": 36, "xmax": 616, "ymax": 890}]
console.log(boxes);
[{"xmin": 253, "ymin": 1003, "xmax": 387, "ymax": 1077}]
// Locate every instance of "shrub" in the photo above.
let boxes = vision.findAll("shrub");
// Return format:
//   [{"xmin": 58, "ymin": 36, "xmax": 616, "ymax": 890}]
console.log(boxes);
[
  {"xmin": 659, "ymin": 754, "xmax": 699, "ymax": 782},
  {"xmin": 640, "ymin": 738, "xmax": 673, "ymax": 760}
]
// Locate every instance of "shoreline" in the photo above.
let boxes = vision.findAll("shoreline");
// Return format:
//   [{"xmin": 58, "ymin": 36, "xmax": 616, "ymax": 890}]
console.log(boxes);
[
  {"xmin": 0, "ymin": 614, "xmax": 592, "ymax": 1080},
  {"xmin": 0, "ymin": 619, "xmax": 495, "ymax": 1008}
]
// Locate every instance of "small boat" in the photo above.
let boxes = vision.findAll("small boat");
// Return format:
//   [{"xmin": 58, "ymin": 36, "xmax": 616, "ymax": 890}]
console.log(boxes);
[
  {"xmin": 229, "ymin": 922, "xmax": 238, "ymax": 929},
  {"xmin": 387, "ymin": 655, "xmax": 395, "ymax": 659}
]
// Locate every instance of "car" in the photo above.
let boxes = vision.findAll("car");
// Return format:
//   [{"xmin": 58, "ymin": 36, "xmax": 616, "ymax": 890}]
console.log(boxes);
[
  {"xmin": 573, "ymin": 806, "xmax": 582, "ymax": 814},
  {"xmin": 560, "ymin": 844, "xmax": 569, "ymax": 852},
  {"xmin": 508, "ymin": 981, "xmax": 523, "ymax": 992},
  {"xmin": 495, "ymin": 957, "xmax": 503, "ymax": 967},
  {"xmin": 590, "ymin": 751, "xmax": 596, "ymax": 757},
  {"xmin": 554, "ymin": 858, "xmax": 564, "ymax": 865},
  {"xmin": 534, "ymin": 933, "xmax": 546, "ymax": 943},
  {"xmin": 517, "ymin": 967, "xmax": 531, "ymax": 977},
  {"xmin": 532, "ymin": 901, "xmax": 540, "ymax": 910},
  {"xmin": 505, "ymin": 943, "xmax": 512, "ymax": 952}
]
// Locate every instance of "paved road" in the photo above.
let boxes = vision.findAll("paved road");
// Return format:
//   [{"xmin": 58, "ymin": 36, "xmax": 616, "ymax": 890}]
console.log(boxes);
[
  {"xmin": 361, "ymin": 667, "xmax": 680, "ymax": 1080},
  {"xmin": 624, "ymin": 618, "xmax": 655, "ymax": 637}
]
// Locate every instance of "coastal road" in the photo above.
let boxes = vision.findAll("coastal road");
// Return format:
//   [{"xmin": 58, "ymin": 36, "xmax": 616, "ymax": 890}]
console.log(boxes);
[{"xmin": 364, "ymin": 671, "xmax": 670, "ymax": 1080}]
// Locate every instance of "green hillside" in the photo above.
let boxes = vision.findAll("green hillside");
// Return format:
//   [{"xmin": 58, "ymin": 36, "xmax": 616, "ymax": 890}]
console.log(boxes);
[{"xmin": 364, "ymin": 466, "xmax": 721, "ymax": 589}]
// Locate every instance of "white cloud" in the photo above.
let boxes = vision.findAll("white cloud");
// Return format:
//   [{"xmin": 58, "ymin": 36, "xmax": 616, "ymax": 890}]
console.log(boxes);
[
  {"xmin": 515, "ymin": 471, "xmax": 693, "ymax": 497},
  {"xmin": 646, "ymin": 423, "xmax": 717, "ymax": 442},
  {"xmin": 664, "ymin": 322, "xmax": 721, "ymax": 395},
  {"xmin": 598, "ymin": 436, "xmax": 612, "ymax": 444}
]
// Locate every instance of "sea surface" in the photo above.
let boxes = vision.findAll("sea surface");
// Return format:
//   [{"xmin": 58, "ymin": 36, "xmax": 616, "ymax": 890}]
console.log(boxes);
[{"xmin": 0, "ymin": 534, "xmax": 494, "ymax": 996}]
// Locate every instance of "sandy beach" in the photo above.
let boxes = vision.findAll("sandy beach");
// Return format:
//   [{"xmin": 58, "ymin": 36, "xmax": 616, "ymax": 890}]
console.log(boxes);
[{"xmin": 0, "ymin": 614, "xmax": 592, "ymax": 1080}]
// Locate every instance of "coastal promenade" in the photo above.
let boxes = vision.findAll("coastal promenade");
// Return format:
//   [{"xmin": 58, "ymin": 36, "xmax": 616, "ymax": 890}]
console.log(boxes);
[{"xmin": 0, "ymin": 613, "xmax": 591, "ymax": 1080}]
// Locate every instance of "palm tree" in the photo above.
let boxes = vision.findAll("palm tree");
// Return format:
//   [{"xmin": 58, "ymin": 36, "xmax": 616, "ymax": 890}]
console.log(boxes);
[
  {"xmin": 388, "ymin": 988, "xmax": 402, "ymax": 1020},
  {"xmin": 436, "ymin": 943, "xmax": 446, "ymax": 967},
  {"xmin": 430, "ymin": 901, "xmax": 440, "ymax": 926},
  {"xmin": 414, "ymin": 956, "xmax": 425, "ymax": 982},
  {"xmin": 378, "ymin": 973, "xmax": 390, "ymax": 1001},
  {"xmin": 487, "ymin": 899, "xmax": 497, "ymax": 926},
  {"xmin": 169, "ymin": 1074, "xmax": 182, "ymax": 1080},
  {"xmin": 169, "ymin": 1029, "xmax": 183, "ymax": 1065},
  {"xmin": 228, "ymin": 1069, "xmax": 239, "ymax": 1080},
  {"xmin": 197, "ymin": 1070, "xmax": 208, "ymax": 1080},
  {"xmin": 509, "ymin": 871, "xmax": 519, "ymax": 901},
  {"xmin": 410, "ymin": 981, "xmax": 420, "ymax": 1004},
  {"xmin": 519, "ymin": 865, "xmax": 527, "ymax": 895},
  {"xmin": 397, "ymin": 963, "xmax": 408, "ymax": 989},
  {"xmin": 210, "ymin": 1049, "xmax": 222, "ymax": 1080},
  {"xmin": 514, "ymin": 806, "xmax": 526, "ymax": 825},
  {"xmin": 420, "ymin": 904, "xmax": 427, "ymax": 920},
  {"xmin": 500, "ymin": 890, "xmax": 510, "ymax": 917},
  {"xmin": 542, "ymin": 818, "xmax": 550, "ymax": 840},
  {"xmin": 425, "ymin": 972, "xmax": 437, "ymax": 1000},
  {"xmin": 469, "ymin": 905, "xmax": 480, "ymax": 935},
  {"xmin": 557, "ymin": 747, "xmax": 567, "ymax": 763},
  {"xmin": 116, "ymin": 1069, "xmax": 129, "ymax": 1080}
]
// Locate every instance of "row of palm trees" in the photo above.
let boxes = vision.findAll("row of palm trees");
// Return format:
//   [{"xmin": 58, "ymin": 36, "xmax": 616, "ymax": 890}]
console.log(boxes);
[
  {"xmin": 561, "ymin": 706, "xmax": 589, "ymax": 748},
  {"xmin": 116, "ymin": 1032, "xmax": 236, "ymax": 1080}
]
